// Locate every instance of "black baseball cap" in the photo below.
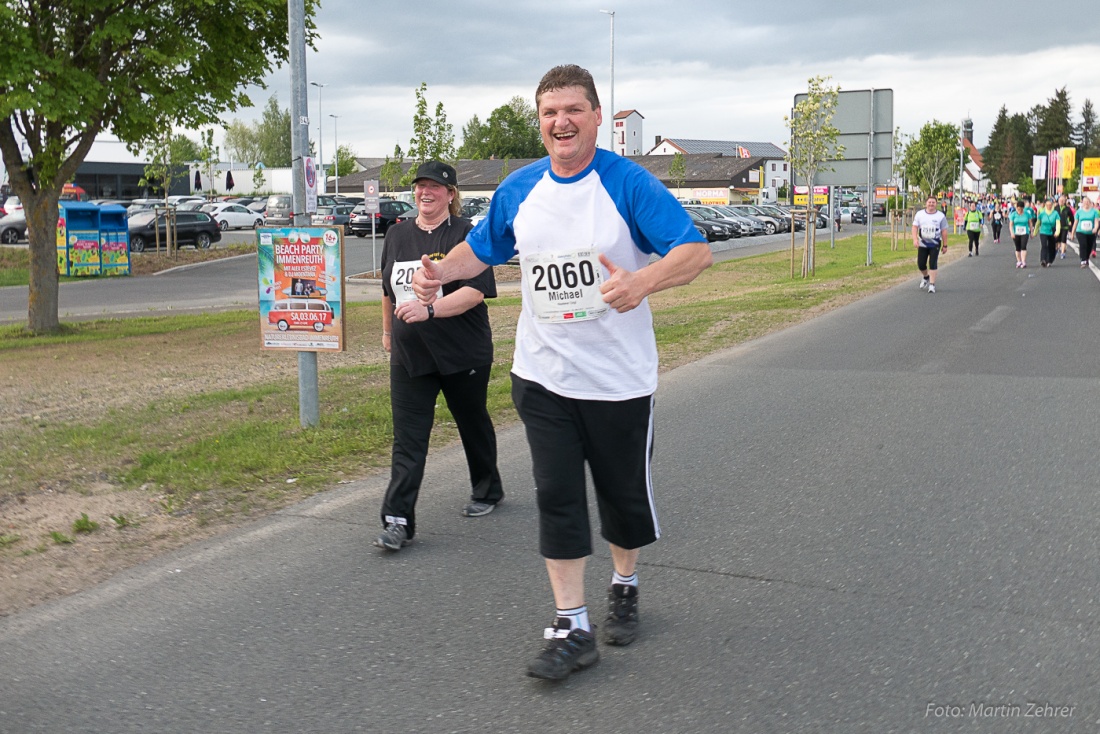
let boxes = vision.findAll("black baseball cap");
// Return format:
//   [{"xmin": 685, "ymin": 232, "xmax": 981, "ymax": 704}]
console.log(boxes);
[{"xmin": 413, "ymin": 161, "xmax": 457, "ymax": 187}]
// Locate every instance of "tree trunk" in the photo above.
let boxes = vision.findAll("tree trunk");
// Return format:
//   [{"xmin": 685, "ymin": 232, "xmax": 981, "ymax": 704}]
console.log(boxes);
[{"xmin": 25, "ymin": 192, "xmax": 62, "ymax": 333}]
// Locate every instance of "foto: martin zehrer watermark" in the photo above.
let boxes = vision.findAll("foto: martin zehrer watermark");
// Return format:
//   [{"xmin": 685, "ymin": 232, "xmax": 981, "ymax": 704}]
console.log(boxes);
[{"xmin": 926, "ymin": 701, "xmax": 1075, "ymax": 719}]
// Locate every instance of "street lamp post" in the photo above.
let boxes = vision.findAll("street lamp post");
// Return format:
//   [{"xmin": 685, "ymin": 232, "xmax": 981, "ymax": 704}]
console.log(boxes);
[
  {"xmin": 329, "ymin": 114, "xmax": 339, "ymax": 195},
  {"xmin": 310, "ymin": 81, "xmax": 327, "ymax": 193},
  {"xmin": 599, "ymin": 9, "xmax": 615, "ymax": 153}
]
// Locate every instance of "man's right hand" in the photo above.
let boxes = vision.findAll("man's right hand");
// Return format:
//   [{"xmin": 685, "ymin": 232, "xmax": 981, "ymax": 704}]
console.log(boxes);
[{"xmin": 412, "ymin": 255, "xmax": 444, "ymax": 303}]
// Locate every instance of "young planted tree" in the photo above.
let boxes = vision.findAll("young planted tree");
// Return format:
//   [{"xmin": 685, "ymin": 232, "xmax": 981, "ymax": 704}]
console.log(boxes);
[
  {"xmin": 903, "ymin": 121, "xmax": 961, "ymax": 201},
  {"xmin": 334, "ymin": 144, "xmax": 358, "ymax": 178},
  {"xmin": 785, "ymin": 75, "xmax": 844, "ymax": 277},
  {"xmin": 379, "ymin": 144, "xmax": 406, "ymax": 194},
  {"xmin": 401, "ymin": 83, "xmax": 455, "ymax": 185},
  {"xmin": 255, "ymin": 95, "xmax": 293, "ymax": 168},
  {"xmin": 0, "ymin": 0, "xmax": 314, "ymax": 333},
  {"xmin": 668, "ymin": 152, "xmax": 687, "ymax": 199}
]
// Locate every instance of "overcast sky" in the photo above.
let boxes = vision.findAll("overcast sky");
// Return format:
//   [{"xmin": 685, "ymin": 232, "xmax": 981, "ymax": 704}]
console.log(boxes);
[{"xmin": 101, "ymin": 0, "xmax": 1100, "ymax": 165}]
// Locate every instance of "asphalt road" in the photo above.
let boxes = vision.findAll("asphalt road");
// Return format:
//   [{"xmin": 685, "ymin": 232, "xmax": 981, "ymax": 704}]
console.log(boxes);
[{"xmin": 3, "ymin": 238, "xmax": 1100, "ymax": 732}]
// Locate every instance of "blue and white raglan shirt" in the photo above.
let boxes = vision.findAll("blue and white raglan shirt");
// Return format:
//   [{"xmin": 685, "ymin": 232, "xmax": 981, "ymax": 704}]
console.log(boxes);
[{"xmin": 466, "ymin": 149, "xmax": 700, "ymax": 401}]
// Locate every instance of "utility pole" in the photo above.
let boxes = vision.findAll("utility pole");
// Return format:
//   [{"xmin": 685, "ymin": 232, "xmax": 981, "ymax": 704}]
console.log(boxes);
[
  {"xmin": 330, "ymin": 114, "xmax": 339, "ymax": 195},
  {"xmin": 292, "ymin": 2, "xmax": 318, "ymax": 427},
  {"xmin": 599, "ymin": 9, "xmax": 615, "ymax": 152},
  {"xmin": 310, "ymin": 81, "xmax": 327, "ymax": 194}
]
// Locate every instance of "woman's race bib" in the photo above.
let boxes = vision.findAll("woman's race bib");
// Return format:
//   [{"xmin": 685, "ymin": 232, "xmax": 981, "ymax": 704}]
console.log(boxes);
[
  {"xmin": 522, "ymin": 248, "xmax": 608, "ymax": 323},
  {"xmin": 390, "ymin": 260, "xmax": 441, "ymax": 305},
  {"xmin": 967, "ymin": 221, "xmax": 981, "ymax": 231},
  {"xmin": 1014, "ymin": 225, "xmax": 1027, "ymax": 236},
  {"xmin": 1080, "ymin": 220, "xmax": 1095, "ymax": 233}
]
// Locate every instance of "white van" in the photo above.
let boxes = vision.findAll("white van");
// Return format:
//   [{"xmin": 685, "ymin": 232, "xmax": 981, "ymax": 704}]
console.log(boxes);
[{"xmin": 268, "ymin": 299, "xmax": 334, "ymax": 332}]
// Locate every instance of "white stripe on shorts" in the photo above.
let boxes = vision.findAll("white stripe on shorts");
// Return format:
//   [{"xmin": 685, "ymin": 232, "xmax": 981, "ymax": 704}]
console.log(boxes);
[{"xmin": 646, "ymin": 395, "xmax": 660, "ymax": 539}]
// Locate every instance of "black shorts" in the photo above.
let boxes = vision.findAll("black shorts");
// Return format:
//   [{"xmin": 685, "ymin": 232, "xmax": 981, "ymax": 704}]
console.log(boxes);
[
  {"xmin": 511, "ymin": 373, "xmax": 658, "ymax": 559},
  {"xmin": 917, "ymin": 243, "xmax": 941, "ymax": 271}
]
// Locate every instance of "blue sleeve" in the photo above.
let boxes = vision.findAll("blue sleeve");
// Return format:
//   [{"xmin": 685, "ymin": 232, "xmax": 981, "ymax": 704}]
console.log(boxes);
[
  {"xmin": 598, "ymin": 153, "xmax": 702, "ymax": 256},
  {"xmin": 466, "ymin": 160, "xmax": 549, "ymax": 266}
]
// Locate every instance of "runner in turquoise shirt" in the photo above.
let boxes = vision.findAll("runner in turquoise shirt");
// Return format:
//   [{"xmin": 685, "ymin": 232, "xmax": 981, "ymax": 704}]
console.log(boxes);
[
  {"xmin": 1036, "ymin": 199, "xmax": 1062, "ymax": 267},
  {"xmin": 1008, "ymin": 201, "xmax": 1031, "ymax": 268},
  {"xmin": 1074, "ymin": 197, "xmax": 1099, "ymax": 266}
]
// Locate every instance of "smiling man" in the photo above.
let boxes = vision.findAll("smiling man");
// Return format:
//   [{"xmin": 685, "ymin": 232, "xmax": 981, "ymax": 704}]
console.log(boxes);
[{"xmin": 412, "ymin": 64, "xmax": 711, "ymax": 681}]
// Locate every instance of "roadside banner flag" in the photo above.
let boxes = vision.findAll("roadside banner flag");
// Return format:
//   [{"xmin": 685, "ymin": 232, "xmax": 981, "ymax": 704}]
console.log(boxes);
[
  {"xmin": 226, "ymin": 171, "xmax": 235, "ymax": 191},
  {"xmin": 1032, "ymin": 155, "xmax": 1046, "ymax": 181},
  {"xmin": 737, "ymin": 145, "xmax": 750, "ymax": 158},
  {"xmin": 194, "ymin": 170, "xmax": 202, "ymax": 192}
]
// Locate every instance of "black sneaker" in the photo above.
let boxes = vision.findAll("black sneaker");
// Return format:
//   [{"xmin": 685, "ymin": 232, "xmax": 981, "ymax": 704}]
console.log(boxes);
[
  {"xmin": 602, "ymin": 584, "xmax": 639, "ymax": 646},
  {"xmin": 526, "ymin": 618, "xmax": 599, "ymax": 680},
  {"xmin": 374, "ymin": 522, "xmax": 410, "ymax": 551}
]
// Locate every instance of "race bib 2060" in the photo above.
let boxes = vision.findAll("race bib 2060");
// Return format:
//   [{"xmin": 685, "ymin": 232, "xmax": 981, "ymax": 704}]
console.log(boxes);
[{"xmin": 522, "ymin": 248, "xmax": 608, "ymax": 323}]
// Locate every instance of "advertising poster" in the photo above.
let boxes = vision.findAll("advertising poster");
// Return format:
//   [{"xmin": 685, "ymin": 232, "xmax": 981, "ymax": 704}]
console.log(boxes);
[
  {"xmin": 257, "ymin": 226, "xmax": 345, "ymax": 351},
  {"xmin": 793, "ymin": 185, "xmax": 829, "ymax": 206}
]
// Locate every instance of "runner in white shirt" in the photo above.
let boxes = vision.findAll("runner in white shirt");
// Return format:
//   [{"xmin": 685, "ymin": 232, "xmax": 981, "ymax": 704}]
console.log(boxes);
[
  {"xmin": 912, "ymin": 196, "xmax": 950, "ymax": 294},
  {"xmin": 412, "ymin": 64, "xmax": 712, "ymax": 681}
]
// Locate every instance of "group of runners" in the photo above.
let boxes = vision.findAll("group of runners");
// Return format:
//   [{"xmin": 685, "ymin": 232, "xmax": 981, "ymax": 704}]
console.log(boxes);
[{"xmin": 914, "ymin": 193, "xmax": 1100, "ymax": 290}]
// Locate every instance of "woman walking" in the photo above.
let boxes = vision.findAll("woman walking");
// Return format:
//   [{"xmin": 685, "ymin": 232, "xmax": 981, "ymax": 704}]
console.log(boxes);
[
  {"xmin": 990, "ymin": 203, "xmax": 1003, "ymax": 243},
  {"xmin": 965, "ymin": 200, "xmax": 983, "ymax": 256},
  {"xmin": 1036, "ymin": 198, "xmax": 1062, "ymax": 267},
  {"xmin": 375, "ymin": 161, "xmax": 504, "ymax": 551},
  {"xmin": 1075, "ymin": 197, "xmax": 1098, "ymax": 268},
  {"xmin": 1008, "ymin": 200, "xmax": 1031, "ymax": 268}
]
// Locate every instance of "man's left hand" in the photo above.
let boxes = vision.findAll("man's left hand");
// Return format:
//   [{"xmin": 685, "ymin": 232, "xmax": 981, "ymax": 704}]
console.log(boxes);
[{"xmin": 598, "ymin": 254, "xmax": 645, "ymax": 313}]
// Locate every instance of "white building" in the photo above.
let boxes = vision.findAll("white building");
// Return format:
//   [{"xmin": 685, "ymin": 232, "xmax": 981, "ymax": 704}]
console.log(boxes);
[{"xmin": 613, "ymin": 110, "xmax": 644, "ymax": 156}]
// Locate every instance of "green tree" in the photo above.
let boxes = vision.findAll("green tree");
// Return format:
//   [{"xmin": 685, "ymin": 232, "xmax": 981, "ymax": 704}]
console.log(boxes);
[
  {"xmin": 255, "ymin": 95, "xmax": 293, "ymax": 168},
  {"xmin": 1035, "ymin": 87, "xmax": 1074, "ymax": 154},
  {"xmin": 458, "ymin": 97, "xmax": 543, "ymax": 160},
  {"xmin": 1002, "ymin": 113, "xmax": 1033, "ymax": 187},
  {"xmin": 139, "ymin": 132, "xmax": 200, "ymax": 197},
  {"xmin": 668, "ymin": 152, "xmax": 687, "ymax": 197},
  {"xmin": 379, "ymin": 144, "xmax": 406, "ymax": 194},
  {"xmin": 1074, "ymin": 99, "xmax": 1098, "ymax": 159},
  {"xmin": 903, "ymin": 120, "xmax": 961, "ymax": 200},
  {"xmin": 198, "ymin": 129, "xmax": 220, "ymax": 196},
  {"xmin": 458, "ymin": 114, "xmax": 489, "ymax": 159},
  {"xmin": 983, "ymin": 106, "xmax": 1010, "ymax": 187},
  {"xmin": 403, "ymin": 84, "xmax": 454, "ymax": 185},
  {"xmin": 224, "ymin": 119, "xmax": 261, "ymax": 167},
  {"xmin": 0, "ymin": 0, "xmax": 315, "ymax": 333},
  {"xmin": 333, "ymin": 144, "xmax": 358, "ymax": 178},
  {"xmin": 784, "ymin": 75, "xmax": 844, "ymax": 276}
]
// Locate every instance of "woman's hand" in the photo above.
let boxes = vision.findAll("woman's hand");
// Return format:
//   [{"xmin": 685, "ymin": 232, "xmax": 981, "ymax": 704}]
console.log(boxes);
[{"xmin": 395, "ymin": 299, "xmax": 432, "ymax": 323}]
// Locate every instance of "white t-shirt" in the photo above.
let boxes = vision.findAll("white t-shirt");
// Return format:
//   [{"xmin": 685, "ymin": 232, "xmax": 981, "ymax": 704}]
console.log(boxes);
[
  {"xmin": 467, "ymin": 150, "xmax": 700, "ymax": 400},
  {"xmin": 913, "ymin": 209, "xmax": 948, "ymax": 246}
]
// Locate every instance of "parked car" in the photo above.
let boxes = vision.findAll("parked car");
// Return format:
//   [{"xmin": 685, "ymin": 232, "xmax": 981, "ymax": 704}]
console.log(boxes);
[
  {"xmin": 0, "ymin": 211, "xmax": 27, "ymax": 244},
  {"xmin": 838, "ymin": 206, "xmax": 866, "ymax": 224},
  {"xmin": 689, "ymin": 204, "xmax": 763, "ymax": 236},
  {"xmin": 756, "ymin": 204, "xmax": 803, "ymax": 231},
  {"xmin": 176, "ymin": 201, "xmax": 206, "ymax": 212},
  {"xmin": 348, "ymin": 198, "xmax": 415, "ymax": 237},
  {"xmin": 127, "ymin": 210, "xmax": 222, "ymax": 252},
  {"xmin": 872, "ymin": 202, "xmax": 886, "ymax": 217},
  {"xmin": 264, "ymin": 194, "xmax": 293, "ymax": 226},
  {"xmin": 225, "ymin": 197, "xmax": 258, "ymax": 207},
  {"xmin": 166, "ymin": 195, "xmax": 205, "ymax": 207},
  {"xmin": 2, "ymin": 196, "xmax": 22, "ymax": 217},
  {"xmin": 126, "ymin": 198, "xmax": 164, "ymax": 217},
  {"xmin": 201, "ymin": 202, "xmax": 265, "ymax": 230},
  {"xmin": 465, "ymin": 203, "xmax": 491, "ymax": 227},
  {"xmin": 685, "ymin": 208, "xmax": 733, "ymax": 241},
  {"xmin": 724, "ymin": 204, "xmax": 787, "ymax": 234},
  {"xmin": 311, "ymin": 203, "xmax": 356, "ymax": 233}
]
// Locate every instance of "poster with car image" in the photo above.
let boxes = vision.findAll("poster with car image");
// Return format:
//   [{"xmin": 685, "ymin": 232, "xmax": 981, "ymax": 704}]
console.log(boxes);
[{"xmin": 257, "ymin": 226, "xmax": 346, "ymax": 351}]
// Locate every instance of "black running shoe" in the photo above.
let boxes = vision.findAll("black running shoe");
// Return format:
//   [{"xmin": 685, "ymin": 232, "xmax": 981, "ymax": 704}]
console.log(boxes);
[
  {"xmin": 526, "ymin": 618, "xmax": 599, "ymax": 680},
  {"xmin": 602, "ymin": 584, "xmax": 639, "ymax": 646}
]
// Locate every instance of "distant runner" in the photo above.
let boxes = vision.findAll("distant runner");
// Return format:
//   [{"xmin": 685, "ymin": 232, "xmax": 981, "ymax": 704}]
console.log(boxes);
[{"xmin": 913, "ymin": 196, "xmax": 949, "ymax": 294}]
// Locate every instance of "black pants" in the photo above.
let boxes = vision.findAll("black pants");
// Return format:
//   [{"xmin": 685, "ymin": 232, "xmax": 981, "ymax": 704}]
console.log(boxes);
[
  {"xmin": 917, "ymin": 244, "xmax": 940, "ymax": 272},
  {"xmin": 1079, "ymin": 232, "xmax": 1097, "ymax": 262},
  {"xmin": 1040, "ymin": 234, "xmax": 1057, "ymax": 265},
  {"xmin": 1013, "ymin": 233, "xmax": 1029, "ymax": 252},
  {"xmin": 381, "ymin": 362, "xmax": 503, "ymax": 537},
  {"xmin": 992, "ymin": 221, "xmax": 1002, "ymax": 240},
  {"xmin": 967, "ymin": 230, "xmax": 980, "ymax": 254}
]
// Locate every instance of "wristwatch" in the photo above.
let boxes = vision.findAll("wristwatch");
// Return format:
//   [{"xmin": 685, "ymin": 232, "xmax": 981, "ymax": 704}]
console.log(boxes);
[{"xmin": 426, "ymin": 304, "xmax": 435, "ymax": 320}]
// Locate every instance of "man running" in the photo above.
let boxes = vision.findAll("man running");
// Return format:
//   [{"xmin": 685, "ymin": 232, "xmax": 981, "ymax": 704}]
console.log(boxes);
[
  {"xmin": 913, "ymin": 196, "xmax": 949, "ymax": 293},
  {"xmin": 411, "ymin": 64, "xmax": 712, "ymax": 681}
]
